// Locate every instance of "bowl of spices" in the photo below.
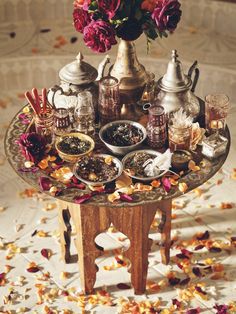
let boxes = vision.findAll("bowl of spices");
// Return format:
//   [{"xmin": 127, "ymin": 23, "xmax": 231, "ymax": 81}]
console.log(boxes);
[
  {"xmin": 74, "ymin": 154, "xmax": 123, "ymax": 186},
  {"xmin": 55, "ymin": 132, "xmax": 95, "ymax": 163},
  {"xmin": 99, "ymin": 120, "xmax": 147, "ymax": 156},
  {"xmin": 122, "ymin": 149, "xmax": 167, "ymax": 182}
]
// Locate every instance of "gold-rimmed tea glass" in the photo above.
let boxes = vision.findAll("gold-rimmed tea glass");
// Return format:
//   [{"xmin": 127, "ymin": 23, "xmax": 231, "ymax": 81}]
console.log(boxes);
[{"xmin": 205, "ymin": 94, "xmax": 230, "ymax": 133}]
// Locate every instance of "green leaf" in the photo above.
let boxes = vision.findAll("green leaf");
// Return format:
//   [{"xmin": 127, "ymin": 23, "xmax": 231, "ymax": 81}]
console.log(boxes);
[
  {"xmin": 135, "ymin": 9, "xmax": 142, "ymax": 21},
  {"xmin": 144, "ymin": 27, "xmax": 158, "ymax": 40},
  {"xmin": 89, "ymin": 1, "xmax": 98, "ymax": 11}
]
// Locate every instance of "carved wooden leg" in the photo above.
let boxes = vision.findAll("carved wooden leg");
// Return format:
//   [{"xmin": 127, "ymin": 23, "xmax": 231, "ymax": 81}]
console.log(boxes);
[
  {"xmin": 58, "ymin": 201, "xmax": 73, "ymax": 263},
  {"xmin": 160, "ymin": 199, "xmax": 172, "ymax": 265},
  {"xmin": 110, "ymin": 204, "xmax": 157, "ymax": 295},
  {"xmin": 69, "ymin": 204, "xmax": 110, "ymax": 294}
]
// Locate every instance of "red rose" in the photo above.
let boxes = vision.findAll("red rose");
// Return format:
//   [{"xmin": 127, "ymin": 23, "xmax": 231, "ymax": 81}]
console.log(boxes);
[
  {"xmin": 73, "ymin": 8, "xmax": 91, "ymax": 33},
  {"xmin": 117, "ymin": 18, "xmax": 143, "ymax": 41},
  {"xmin": 98, "ymin": 0, "xmax": 120, "ymax": 19},
  {"xmin": 17, "ymin": 132, "xmax": 46, "ymax": 164},
  {"xmin": 152, "ymin": 0, "xmax": 182, "ymax": 33},
  {"xmin": 73, "ymin": 0, "xmax": 85, "ymax": 8},
  {"xmin": 83, "ymin": 20, "xmax": 117, "ymax": 53}
]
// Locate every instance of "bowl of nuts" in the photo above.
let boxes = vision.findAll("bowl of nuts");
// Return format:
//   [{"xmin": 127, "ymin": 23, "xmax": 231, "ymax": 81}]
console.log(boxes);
[
  {"xmin": 55, "ymin": 132, "xmax": 95, "ymax": 163},
  {"xmin": 99, "ymin": 120, "xmax": 147, "ymax": 156},
  {"xmin": 73, "ymin": 154, "xmax": 123, "ymax": 186}
]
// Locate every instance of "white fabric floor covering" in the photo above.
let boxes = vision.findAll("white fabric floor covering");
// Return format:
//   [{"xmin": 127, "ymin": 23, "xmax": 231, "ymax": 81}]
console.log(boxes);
[{"xmin": 0, "ymin": 0, "xmax": 236, "ymax": 313}]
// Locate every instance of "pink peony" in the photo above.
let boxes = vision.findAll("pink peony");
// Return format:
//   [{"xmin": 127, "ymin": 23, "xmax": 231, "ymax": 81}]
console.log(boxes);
[
  {"xmin": 73, "ymin": 8, "xmax": 91, "ymax": 33},
  {"xmin": 152, "ymin": 0, "xmax": 182, "ymax": 33},
  {"xmin": 98, "ymin": 0, "xmax": 121, "ymax": 19},
  {"xmin": 83, "ymin": 20, "xmax": 117, "ymax": 53}
]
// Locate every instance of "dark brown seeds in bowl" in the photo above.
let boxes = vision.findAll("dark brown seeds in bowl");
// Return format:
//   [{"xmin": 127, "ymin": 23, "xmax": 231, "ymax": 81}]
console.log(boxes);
[
  {"xmin": 124, "ymin": 152, "xmax": 156, "ymax": 178},
  {"xmin": 104, "ymin": 123, "xmax": 143, "ymax": 146},
  {"xmin": 76, "ymin": 156, "xmax": 118, "ymax": 182},
  {"xmin": 58, "ymin": 136, "xmax": 91, "ymax": 155}
]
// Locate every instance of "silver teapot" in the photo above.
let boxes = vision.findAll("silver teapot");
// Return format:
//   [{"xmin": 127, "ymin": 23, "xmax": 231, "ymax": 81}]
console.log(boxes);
[
  {"xmin": 48, "ymin": 53, "xmax": 110, "ymax": 118},
  {"xmin": 157, "ymin": 50, "xmax": 200, "ymax": 120}
]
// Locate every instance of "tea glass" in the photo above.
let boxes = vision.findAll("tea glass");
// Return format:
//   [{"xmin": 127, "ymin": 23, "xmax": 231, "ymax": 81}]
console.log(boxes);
[
  {"xmin": 54, "ymin": 108, "xmax": 71, "ymax": 137},
  {"xmin": 98, "ymin": 76, "xmax": 120, "ymax": 126},
  {"xmin": 205, "ymin": 94, "xmax": 230, "ymax": 133},
  {"xmin": 34, "ymin": 109, "xmax": 55, "ymax": 146},
  {"xmin": 141, "ymin": 72, "xmax": 156, "ymax": 103},
  {"xmin": 74, "ymin": 91, "xmax": 95, "ymax": 137}
]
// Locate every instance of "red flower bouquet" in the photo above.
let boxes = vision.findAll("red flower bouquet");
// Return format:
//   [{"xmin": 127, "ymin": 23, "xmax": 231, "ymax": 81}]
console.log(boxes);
[{"xmin": 73, "ymin": 0, "xmax": 182, "ymax": 53}]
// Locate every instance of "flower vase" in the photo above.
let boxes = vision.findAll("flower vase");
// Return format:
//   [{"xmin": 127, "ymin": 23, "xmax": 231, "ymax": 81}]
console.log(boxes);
[{"xmin": 110, "ymin": 39, "xmax": 148, "ymax": 120}]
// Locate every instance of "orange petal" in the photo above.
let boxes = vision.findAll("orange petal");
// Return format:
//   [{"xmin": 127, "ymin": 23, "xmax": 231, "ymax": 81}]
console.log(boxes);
[
  {"xmin": 178, "ymin": 182, "xmax": 188, "ymax": 193},
  {"xmin": 151, "ymin": 179, "xmax": 161, "ymax": 188}
]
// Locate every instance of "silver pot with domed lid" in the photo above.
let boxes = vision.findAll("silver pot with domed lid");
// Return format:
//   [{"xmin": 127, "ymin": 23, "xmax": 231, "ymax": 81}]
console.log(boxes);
[
  {"xmin": 157, "ymin": 50, "xmax": 200, "ymax": 120},
  {"xmin": 48, "ymin": 53, "xmax": 110, "ymax": 119}
]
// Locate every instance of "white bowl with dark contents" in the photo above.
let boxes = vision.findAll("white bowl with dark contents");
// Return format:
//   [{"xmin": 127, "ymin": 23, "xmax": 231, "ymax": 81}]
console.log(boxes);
[
  {"xmin": 122, "ymin": 149, "xmax": 167, "ymax": 182},
  {"xmin": 73, "ymin": 154, "xmax": 123, "ymax": 186},
  {"xmin": 99, "ymin": 120, "xmax": 147, "ymax": 156}
]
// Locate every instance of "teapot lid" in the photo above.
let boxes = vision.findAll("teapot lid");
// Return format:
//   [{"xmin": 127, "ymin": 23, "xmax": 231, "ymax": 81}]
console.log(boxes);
[
  {"xmin": 59, "ymin": 53, "xmax": 98, "ymax": 85},
  {"xmin": 157, "ymin": 50, "xmax": 192, "ymax": 92}
]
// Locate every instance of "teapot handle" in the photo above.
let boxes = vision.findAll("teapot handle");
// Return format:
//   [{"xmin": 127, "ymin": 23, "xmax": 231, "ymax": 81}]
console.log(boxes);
[
  {"xmin": 50, "ymin": 85, "xmax": 65, "ymax": 107},
  {"xmin": 96, "ymin": 55, "xmax": 110, "ymax": 81},
  {"xmin": 143, "ymin": 103, "xmax": 152, "ymax": 111},
  {"xmin": 187, "ymin": 60, "xmax": 200, "ymax": 93}
]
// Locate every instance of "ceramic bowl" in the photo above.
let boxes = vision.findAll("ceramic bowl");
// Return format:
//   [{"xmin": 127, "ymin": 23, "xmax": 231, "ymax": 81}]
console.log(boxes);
[
  {"xmin": 122, "ymin": 149, "xmax": 167, "ymax": 182},
  {"xmin": 73, "ymin": 154, "xmax": 123, "ymax": 186},
  {"xmin": 55, "ymin": 132, "xmax": 95, "ymax": 163},
  {"xmin": 99, "ymin": 120, "xmax": 147, "ymax": 156}
]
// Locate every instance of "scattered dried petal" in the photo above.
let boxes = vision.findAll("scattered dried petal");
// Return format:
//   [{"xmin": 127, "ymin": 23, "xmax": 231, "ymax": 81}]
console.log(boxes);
[
  {"xmin": 27, "ymin": 266, "xmax": 40, "ymax": 273},
  {"xmin": 192, "ymin": 267, "xmax": 202, "ymax": 277},
  {"xmin": 119, "ymin": 193, "xmax": 133, "ymax": 202},
  {"xmin": 108, "ymin": 191, "xmax": 120, "ymax": 203},
  {"xmin": 186, "ymin": 308, "xmax": 201, "ymax": 314},
  {"xmin": 196, "ymin": 230, "xmax": 210, "ymax": 240},
  {"xmin": 168, "ymin": 277, "xmax": 181, "ymax": 286},
  {"xmin": 188, "ymin": 160, "xmax": 200, "ymax": 172},
  {"xmin": 41, "ymin": 249, "xmax": 52, "ymax": 260},
  {"xmin": 213, "ymin": 304, "xmax": 228, "ymax": 314},
  {"xmin": 209, "ymin": 247, "xmax": 222, "ymax": 253},
  {"xmin": 74, "ymin": 193, "xmax": 93, "ymax": 204},
  {"xmin": 70, "ymin": 36, "xmax": 78, "ymax": 43},
  {"xmin": 162, "ymin": 177, "xmax": 171, "ymax": 193},
  {"xmin": 117, "ymin": 283, "xmax": 131, "ymax": 290},
  {"xmin": 178, "ymin": 182, "xmax": 188, "ymax": 193},
  {"xmin": 39, "ymin": 177, "xmax": 52, "ymax": 191},
  {"xmin": 151, "ymin": 179, "xmax": 161, "ymax": 188}
]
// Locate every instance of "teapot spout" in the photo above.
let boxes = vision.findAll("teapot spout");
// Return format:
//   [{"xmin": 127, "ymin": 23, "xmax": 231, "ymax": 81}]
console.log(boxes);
[{"xmin": 96, "ymin": 55, "xmax": 110, "ymax": 81}]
